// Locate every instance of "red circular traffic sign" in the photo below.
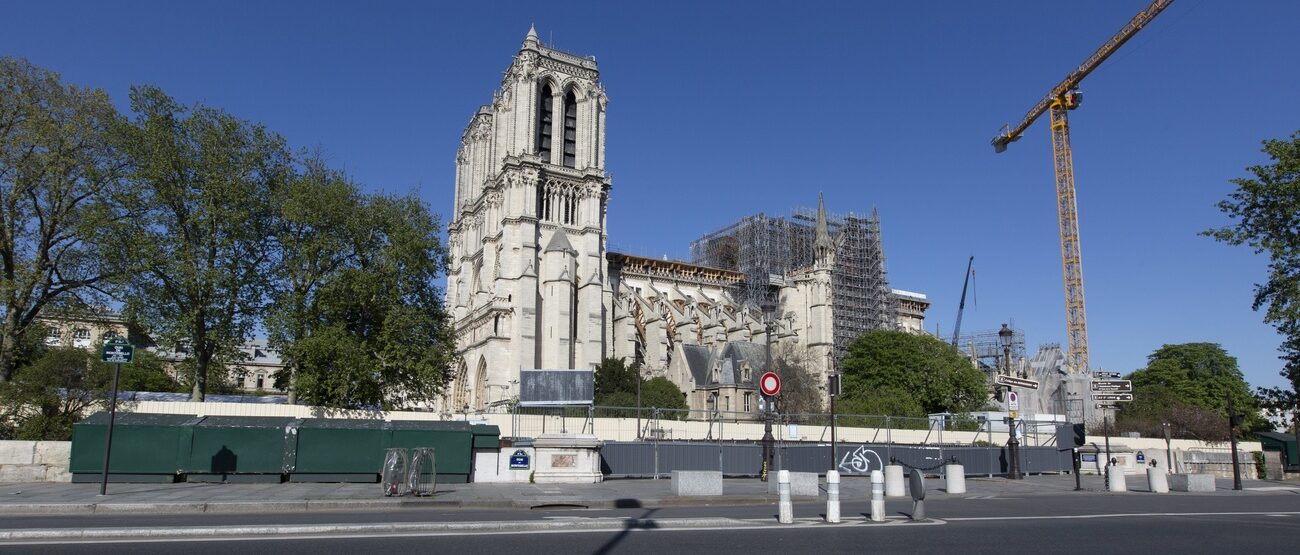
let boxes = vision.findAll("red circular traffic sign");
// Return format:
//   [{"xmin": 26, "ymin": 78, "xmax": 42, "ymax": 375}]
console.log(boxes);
[{"xmin": 759, "ymin": 372, "xmax": 781, "ymax": 396}]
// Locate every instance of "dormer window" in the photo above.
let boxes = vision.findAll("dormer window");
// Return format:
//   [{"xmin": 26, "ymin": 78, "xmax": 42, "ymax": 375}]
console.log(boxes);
[
  {"xmin": 711, "ymin": 365, "xmax": 720, "ymax": 384},
  {"xmin": 741, "ymin": 363, "xmax": 752, "ymax": 383}
]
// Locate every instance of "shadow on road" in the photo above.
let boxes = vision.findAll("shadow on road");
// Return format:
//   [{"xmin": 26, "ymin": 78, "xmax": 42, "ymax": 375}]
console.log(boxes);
[{"xmin": 592, "ymin": 508, "xmax": 659, "ymax": 555}]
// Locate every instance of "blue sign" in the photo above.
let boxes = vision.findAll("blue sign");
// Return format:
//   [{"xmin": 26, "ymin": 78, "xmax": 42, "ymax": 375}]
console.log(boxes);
[
  {"xmin": 1136, "ymin": 452, "xmax": 1146, "ymax": 463},
  {"xmin": 1082, "ymin": 453, "xmax": 1097, "ymax": 463},
  {"xmin": 509, "ymin": 449, "xmax": 530, "ymax": 470}
]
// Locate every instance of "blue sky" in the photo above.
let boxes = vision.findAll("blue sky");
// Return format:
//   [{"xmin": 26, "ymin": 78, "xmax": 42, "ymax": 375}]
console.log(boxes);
[{"xmin": 5, "ymin": 1, "xmax": 1298, "ymax": 390}]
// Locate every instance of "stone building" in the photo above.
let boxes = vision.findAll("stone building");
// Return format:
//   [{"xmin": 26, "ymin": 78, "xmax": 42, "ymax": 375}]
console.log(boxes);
[{"xmin": 442, "ymin": 29, "xmax": 927, "ymax": 416}]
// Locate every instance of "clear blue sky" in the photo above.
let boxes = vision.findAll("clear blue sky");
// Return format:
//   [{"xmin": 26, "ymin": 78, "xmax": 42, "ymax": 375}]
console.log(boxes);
[{"xmin": 5, "ymin": 1, "xmax": 1298, "ymax": 390}]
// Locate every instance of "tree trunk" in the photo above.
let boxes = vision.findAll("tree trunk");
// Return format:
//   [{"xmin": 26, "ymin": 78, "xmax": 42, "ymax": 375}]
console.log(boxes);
[
  {"xmin": 0, "ymin": 310, "xmax": 22, "ymax": 382},
  {"xmin": 192, "ymin": 351, "xmax": 209, "ymax": 402}
]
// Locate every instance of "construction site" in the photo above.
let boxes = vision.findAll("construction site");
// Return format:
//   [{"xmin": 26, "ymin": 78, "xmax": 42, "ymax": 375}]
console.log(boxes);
[{"xmin": 689, "ymin": 205, "xmax": 897, "ymax": 362}]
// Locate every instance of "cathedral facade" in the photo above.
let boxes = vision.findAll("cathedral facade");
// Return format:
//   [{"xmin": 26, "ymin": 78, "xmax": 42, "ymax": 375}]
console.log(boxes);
[{"xmin": 442, "ymin": 29, "xmax": 924, "ymax": 416}]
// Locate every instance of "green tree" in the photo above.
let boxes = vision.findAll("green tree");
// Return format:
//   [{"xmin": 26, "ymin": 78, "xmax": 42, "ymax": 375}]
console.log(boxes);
[
  {"xmin": 1204, "ymin": 131, "xmax": 1300, "ymax": 435},
  {"xmin": 265, "ymin": 156, "xmax": 364, "ymax": 404},
  {"xmin": 593, "ymin": 358, "xmax": 687, "ymax": 419},
  {"xmin": 0, "ymin": 344, "xmax": 180, "ymax": 440},
  {"xmin": 840, "ymin": 329, "xmax": 988, "ymax": 416},
  {"xmin": 594, "ymin": 357, "xmax": 639, "ymax": 404},
  {"xmin": 116, "ymin": 86, "xmax": 291, "ymax": 401},
  {"xmin": 0, "ymin": 58, "xmax": 134, "ymax": 382},
  {"xmin": 1117, "ymin": 343, "xmax": 1267, "ymax": 439},
  {"xmin": 639, "ymin": 376, "xmax": 688, "ymax": 414},
  {"xmin": 289, "ymin": 194, "xmax": 456, "ymax": 410},
  {"xmin": 772, "ymin": 344, "xmax": 825, "ymax": 414}
]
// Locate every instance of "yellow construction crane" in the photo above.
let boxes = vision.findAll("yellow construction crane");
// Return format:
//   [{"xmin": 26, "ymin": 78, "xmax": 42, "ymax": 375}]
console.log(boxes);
[{"xmin": 992, "ymin": 0, "xmax": 1174, "ymax": 373}]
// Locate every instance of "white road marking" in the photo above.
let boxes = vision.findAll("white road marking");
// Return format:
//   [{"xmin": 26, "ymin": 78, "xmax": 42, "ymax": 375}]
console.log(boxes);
[{"xmin": 5, "ymin": 511, "xmax": 1300, "ymax": 545}]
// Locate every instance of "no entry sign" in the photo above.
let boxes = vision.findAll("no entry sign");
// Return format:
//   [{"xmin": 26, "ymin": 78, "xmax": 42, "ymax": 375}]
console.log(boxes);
[{"xmin": 759, "ymin": 371, "xmax": 781, "ymax": 396}]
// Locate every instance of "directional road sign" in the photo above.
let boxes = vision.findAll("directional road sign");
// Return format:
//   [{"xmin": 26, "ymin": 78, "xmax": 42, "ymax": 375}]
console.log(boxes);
[
  {"xmin": 1094, "ymin": 393, "xmax": 1133, "ymax": 402},
  {"xmin": 995, "ymin": 374, "xmax": 1040, "ymax": 390},
  {"xmin": 100, "ymin": 337, "xmax": 133, "ymax": 364},
  {"xmin": 1091, "ymin": 380, "xmax": 1132, "ymax": 393},
  {"xmin": 1095, "ymin": 403, "xmax": 1119, "ymax": 410}
]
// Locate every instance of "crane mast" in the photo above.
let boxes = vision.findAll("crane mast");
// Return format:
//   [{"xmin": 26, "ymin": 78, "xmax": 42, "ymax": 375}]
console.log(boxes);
[
  {"xmin": 951, "ymin": 256, "xmax": 974, "ymax": 348},
  {"xmin": 991, "ymin": 0, "xmax": 1174, "ymax": 373}
]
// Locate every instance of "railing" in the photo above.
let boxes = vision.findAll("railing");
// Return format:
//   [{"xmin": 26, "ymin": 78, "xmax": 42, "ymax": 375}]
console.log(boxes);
[{"xmin": 507, "ymin": 405, "xmax": 1062, "ymax": 448}]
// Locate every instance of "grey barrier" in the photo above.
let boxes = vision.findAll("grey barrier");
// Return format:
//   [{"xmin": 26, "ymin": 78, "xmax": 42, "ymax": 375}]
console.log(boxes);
[{"xmin": 599, "ymin": 441, "xmax": 1072, "ymax": 478}]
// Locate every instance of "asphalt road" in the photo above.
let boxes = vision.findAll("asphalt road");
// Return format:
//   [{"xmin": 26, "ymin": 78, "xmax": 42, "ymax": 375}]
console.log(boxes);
[{"xmin": 5, "ymin": 492, "xmax": 1299, "ymax": 553}]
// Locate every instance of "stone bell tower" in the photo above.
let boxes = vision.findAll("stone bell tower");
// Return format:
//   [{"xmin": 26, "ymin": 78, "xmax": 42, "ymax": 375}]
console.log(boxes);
[{"xmin": 443, "ymin": 26, "xmax": 611, "ymax": 412}]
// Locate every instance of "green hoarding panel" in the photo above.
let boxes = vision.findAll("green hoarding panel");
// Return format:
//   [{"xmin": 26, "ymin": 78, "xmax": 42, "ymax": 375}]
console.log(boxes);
[
  {"xmin": 471, "ymin": 424, "xmax": 501, "ymax": 449},
  {"xmin": 386, "ymin": 420, "xmax": 473, "ymax": 478},
  {"xmin": 186, "ymin": 416, "xmax": 298, "ymax": 476},
  {"xmin": 293, "ymin": 419, "xmax": 388, "ymax": 476},
  {"xmin": 70, "ymin": 413, "xmax": 200, "ymax": 475}
]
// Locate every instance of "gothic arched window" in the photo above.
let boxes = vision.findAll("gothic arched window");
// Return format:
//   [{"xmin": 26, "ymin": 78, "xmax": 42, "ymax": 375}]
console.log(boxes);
[
  {"xmin": 562, "ymin": 91, "xmax": 577, "ymax": 168},
  {"xmin": 536, "ymin": 83, "xmax": 553, "ymax": 161}
]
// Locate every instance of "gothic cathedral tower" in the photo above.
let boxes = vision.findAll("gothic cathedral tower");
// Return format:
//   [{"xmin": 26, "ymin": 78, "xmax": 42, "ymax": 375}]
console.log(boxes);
[{"xmin": 443, "ymin": 27, "xmax": 611, "ymax": 412}]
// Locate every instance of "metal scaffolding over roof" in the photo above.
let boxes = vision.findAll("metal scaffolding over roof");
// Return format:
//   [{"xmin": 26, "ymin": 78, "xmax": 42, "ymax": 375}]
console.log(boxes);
[{"xmin": 689, "ymin": 206, "xmax": 897, "ymax": 362}]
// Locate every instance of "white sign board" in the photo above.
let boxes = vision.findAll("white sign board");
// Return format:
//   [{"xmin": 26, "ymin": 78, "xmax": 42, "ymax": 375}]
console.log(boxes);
[{"xmin": 1008, "ymin": 391, "xmax": 1020, "ymax": 411}]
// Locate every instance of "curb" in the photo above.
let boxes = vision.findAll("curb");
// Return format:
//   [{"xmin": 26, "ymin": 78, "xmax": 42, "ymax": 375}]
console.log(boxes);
[
  {"xmin": 0, "ymin": 517, "xmax": 755, "ymax": 541},
  {"xmin": 0, "ymin": 495, "xmax": 794, "ymax": 516}
]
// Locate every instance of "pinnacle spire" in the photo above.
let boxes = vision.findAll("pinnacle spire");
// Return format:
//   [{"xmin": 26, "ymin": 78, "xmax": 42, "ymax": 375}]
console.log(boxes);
[
  {"xmin": 815, "ymin": 192, "xmax": 833, "ymax": 261},
  {"xmin": 526, "ymin": 24, "xmax": 539, "ymax": 42}
]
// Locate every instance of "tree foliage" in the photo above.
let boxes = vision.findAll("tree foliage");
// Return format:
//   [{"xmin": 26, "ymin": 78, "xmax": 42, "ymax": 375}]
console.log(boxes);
[
  {"xmin": 287, "ymin": 194, "xmax": 456, "ymax": 410},
  {"xmin": 1205, "ymin": 131, "xmax": 1300, "ymax": 432},
  {"xmin": 593, "ymin": 357, "xmax": 687, "ymax": 418},
  {"xmin": 840, "ymin": 330, "xmax": 988, "ymax": 417},
  {"xmin": 265, "ymin": 156, "xmax": 365, "ymax": 404},
  {"xmin": 1117, "ymin": 343, "xmax": 1267, "ymax": 440},
  {"xmin": 0, "ymin": 343, "xmax": 179, "ymax": 440},
  {"xmin": 116, "ymin": 86, "xmax": 291, "ymax": 401},
  {"xmin": 772, "ymin": 343, "xmax": 824, "ymax": 414},
  {"xmin": 0, "ymin": 57, "xmax": 133, "ymax": 382}
]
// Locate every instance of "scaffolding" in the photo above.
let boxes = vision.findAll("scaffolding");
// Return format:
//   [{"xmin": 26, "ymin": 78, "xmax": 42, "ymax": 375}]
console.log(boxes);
[
  {"xmin": 956, "ymin": 327, "xmax": 1027, "ymax": 374},
  {"xmin": 689, "ymin": 207, "xmax": 897, "ymax": 362}
]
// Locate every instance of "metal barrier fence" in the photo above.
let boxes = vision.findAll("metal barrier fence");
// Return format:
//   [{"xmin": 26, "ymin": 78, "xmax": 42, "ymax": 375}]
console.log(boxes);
[
  {"xmin": 599, "ymin": 440, "xmax": 1073, "ymax": 478},
  {"xmin": 509, "ymin": 405, "xmax": 1061, "ymax": 447}
]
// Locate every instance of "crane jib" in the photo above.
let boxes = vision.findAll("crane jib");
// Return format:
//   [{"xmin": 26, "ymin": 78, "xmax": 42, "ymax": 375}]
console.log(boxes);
[{"xmin": 991, "ymin": 0, "xmax": 1175, "ymax": 150}]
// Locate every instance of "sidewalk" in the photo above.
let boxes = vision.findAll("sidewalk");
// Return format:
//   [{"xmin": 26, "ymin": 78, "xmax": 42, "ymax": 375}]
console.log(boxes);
[{"xmin": 0, "ymin": 475, "xmax": 1292, "ymax": 515}]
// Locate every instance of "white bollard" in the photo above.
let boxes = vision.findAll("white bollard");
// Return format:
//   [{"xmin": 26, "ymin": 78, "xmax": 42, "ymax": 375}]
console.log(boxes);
[
  {"xmin": 1108, "ymin": 464, "xmax": 1127, "ymax": 492},
  {"xmin": 945, "ymin": 463, "xmax": 966, "ymax": 494},
  {"xmin": 826, "ymin": 470, "xmax": 841, "ymax": 523},
  {"xmin": 870, "ymin": 469, "xmax": 885, "ymax": 522},
  {"xmin": 1147, "ymin": 467, "xmax": 1169, "ymax": 493},
  {"xmin": 884, "ymin": 464, "xmax": 906, "ymax": 498},
  {"xmin": 778, "ymin": 469, "xmax": 793, "ymax": 524}
]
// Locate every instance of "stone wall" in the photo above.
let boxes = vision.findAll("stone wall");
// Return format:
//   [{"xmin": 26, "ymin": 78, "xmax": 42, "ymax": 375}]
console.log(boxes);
[{"xmin": 0, "ymin": 441, "xmax": 71, "ymax": 483}]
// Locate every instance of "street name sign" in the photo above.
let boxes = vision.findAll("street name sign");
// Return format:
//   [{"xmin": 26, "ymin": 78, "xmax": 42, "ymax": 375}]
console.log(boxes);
[
  {"xmin": 995, "ymin": 374, "xmax": 1039, "ymax": 390},
  {"xmin": 100, "ymin": 337, "xmax": 133, "ymax": 364},
  {"xmin": 1091, "ymin": 380, "xmax": 1132, "ymax": 393},
  {"xmin": 1095, "ymin": 403, "xmax": 1118, "ymax": 410},
  {"xmin": 1094, "ymin": 393, "xmax": 1133, "ymax": 402},
  {"xmin": 509, "ymin": 449, "xmax": 530, "ymax": 470}
]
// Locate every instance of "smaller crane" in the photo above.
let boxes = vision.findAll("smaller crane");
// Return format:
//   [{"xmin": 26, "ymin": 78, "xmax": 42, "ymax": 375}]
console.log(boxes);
[{"xmin": 951, "ymin": 256, "xmax": 975, "ymax": 348}]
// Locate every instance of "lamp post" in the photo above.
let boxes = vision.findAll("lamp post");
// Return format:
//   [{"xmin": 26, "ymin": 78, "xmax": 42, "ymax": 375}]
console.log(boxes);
[
  {"xmin": 999, "ymin": 324, "xmax": 1022, "ymax": 480},
  {"xmin": 761, "ymin": 316, "xmax": 776, "ymax": 481}
]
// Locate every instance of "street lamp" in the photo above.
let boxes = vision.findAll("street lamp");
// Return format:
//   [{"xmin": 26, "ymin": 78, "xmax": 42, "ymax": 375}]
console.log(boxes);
[{"xmin": 999, "ymin": 323, "xmax": 1022, "ymax": 480}]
